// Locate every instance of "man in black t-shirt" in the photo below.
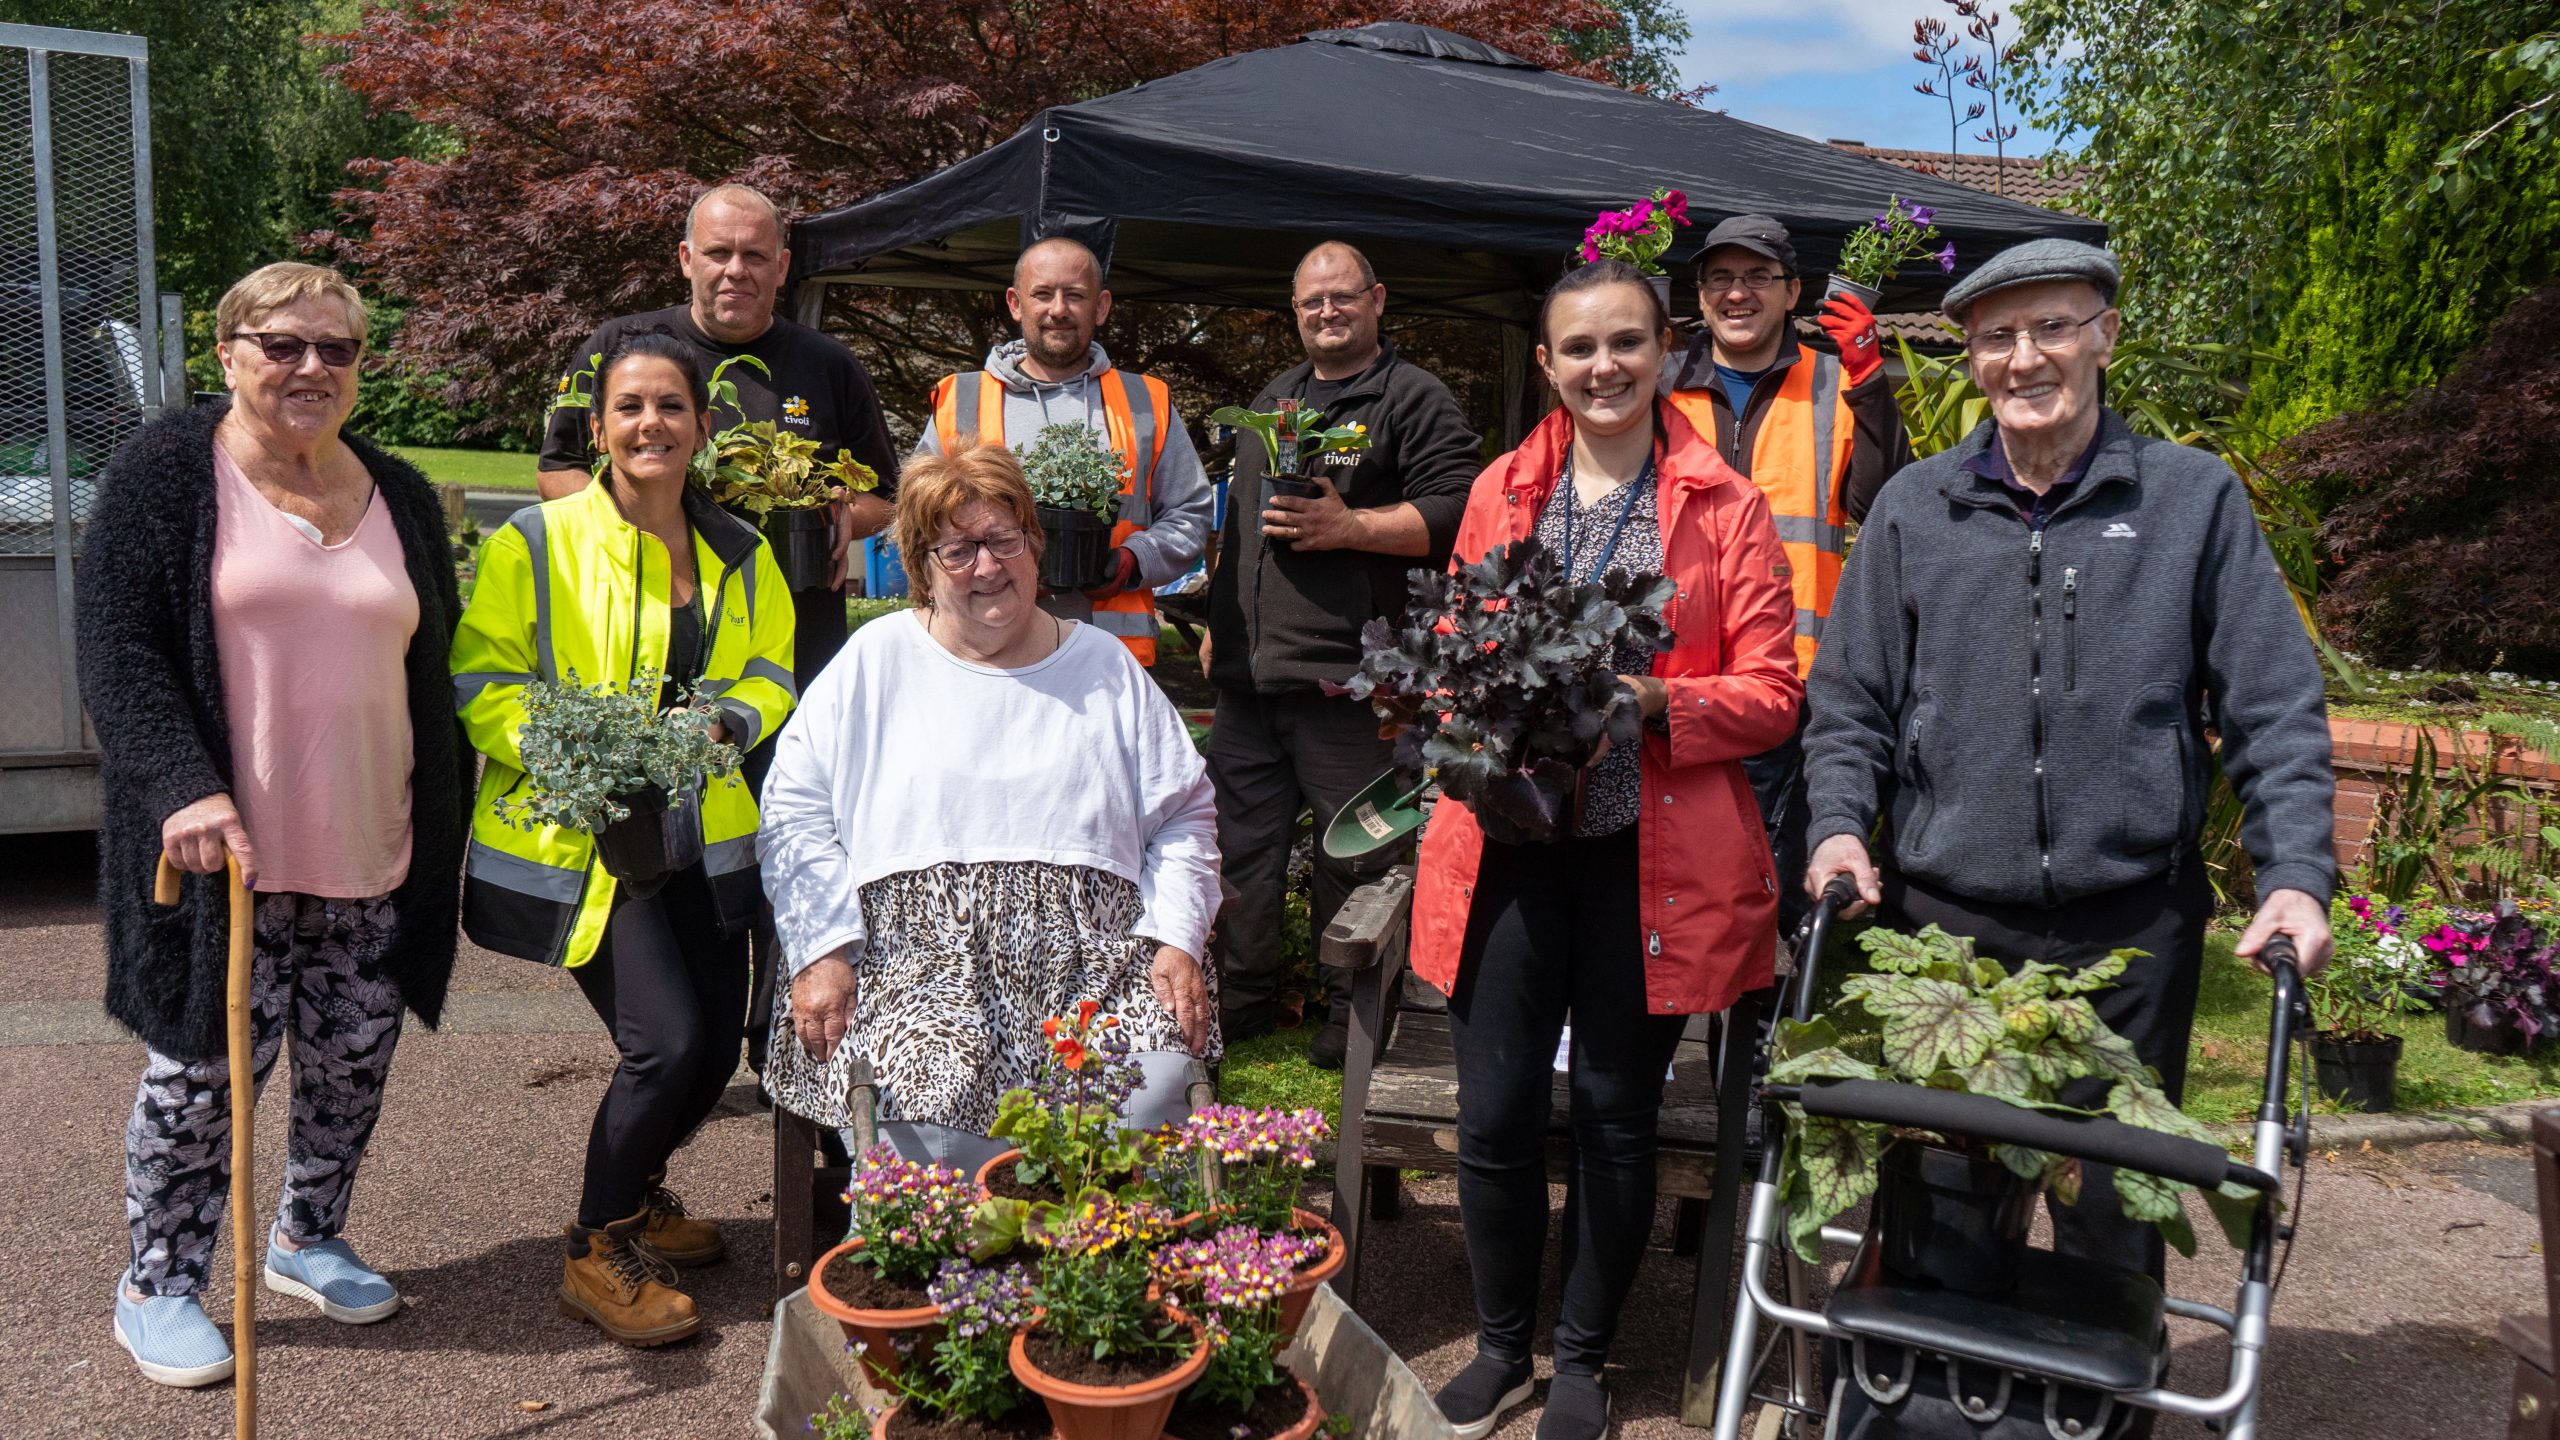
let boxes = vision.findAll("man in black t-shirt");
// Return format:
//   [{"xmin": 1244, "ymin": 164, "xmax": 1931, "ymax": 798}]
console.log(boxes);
[{"xmin": 537, "ymin": 183, "xmax": 898, "ymax": 682}]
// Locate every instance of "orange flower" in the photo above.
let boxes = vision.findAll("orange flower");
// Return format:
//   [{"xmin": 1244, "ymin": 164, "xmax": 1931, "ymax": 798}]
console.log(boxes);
[
  {"xmin": 1054, "ymin": 1038, "xmax": 1088, "ymax": 1071},
  {"xmin": 1041, "ymin": 1017, "xmax": 1060, "ymax": 1038},
  {"xmin": 1076, "ymin": 999, "xmax": 1100, "ymax": 1024}
]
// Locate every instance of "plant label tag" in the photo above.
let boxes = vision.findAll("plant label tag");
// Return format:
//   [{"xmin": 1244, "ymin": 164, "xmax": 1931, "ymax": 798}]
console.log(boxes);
[{"xmin": 1356, "ymin": 802, "xmax": 1392, "ymax": 840}]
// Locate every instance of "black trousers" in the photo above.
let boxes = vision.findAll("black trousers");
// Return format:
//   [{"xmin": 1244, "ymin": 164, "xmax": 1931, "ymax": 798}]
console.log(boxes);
[
  {"xmin": 572, "ymin": 865, "xmax": 751, "ymax": 1228},
  {"xmin": 1446, "ymin": 826, "xmax": 1688, "ymax": 1374},
  {"xmin": 745, "ymin": 582, "xmax": 851, "ymax": 1076},
  {"xmin": 1207, "ymin": 688, "xmax": 1401, "ymax": 1025},
  {"xmin": 1741, "ymin": 705, "xmax": 1812, "ymax": 942},
  {"xmin": 1881, "ymin": 862, "xmax": 2212, "ymax": 1282}
]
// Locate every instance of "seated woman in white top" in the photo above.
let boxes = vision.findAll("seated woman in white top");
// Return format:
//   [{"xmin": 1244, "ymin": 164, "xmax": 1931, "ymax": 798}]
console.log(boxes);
[{"xmin": 758, "ymin": 441, "xmax": 1220, "ymax": 1164}]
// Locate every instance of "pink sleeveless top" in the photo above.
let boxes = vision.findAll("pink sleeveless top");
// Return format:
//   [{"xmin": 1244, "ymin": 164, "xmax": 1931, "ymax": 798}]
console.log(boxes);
[{"xmin": 211, "ymin": 443, "xmax": 419, "ymax": 898}]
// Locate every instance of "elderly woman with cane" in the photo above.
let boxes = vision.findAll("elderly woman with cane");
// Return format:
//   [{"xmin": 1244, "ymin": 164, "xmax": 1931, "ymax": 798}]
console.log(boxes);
[
  {"xmin": 76, "ymin": 262, "xmax": 471, "ymax": 1388},
  {"xmin": 759, "ymin": 442, "xmax": 1220, "ymax": 1165}
]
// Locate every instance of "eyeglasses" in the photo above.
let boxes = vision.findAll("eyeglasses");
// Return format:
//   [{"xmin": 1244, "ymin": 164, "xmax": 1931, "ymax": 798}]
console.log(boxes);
[
  {"xmin": 1964, "ymin": 312, "xmax": 2109, "ymax": 364},
  {"xmin": 928, "ymin": 528, "xmax": 1030, "ymax": 572},
  {"xmin": 1699, "ymin": 270, "xmax": 1788, "ymax": 293},
  {"xmin": 1292, "ymin": 289, "xmax": 1374, "ymax": 316},
  {"xmin": 231, "ymin": 332, "xmax": 363, "ymax": 368}
]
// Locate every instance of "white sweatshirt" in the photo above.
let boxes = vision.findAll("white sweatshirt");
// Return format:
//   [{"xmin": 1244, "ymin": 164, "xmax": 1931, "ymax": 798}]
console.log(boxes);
[{"xmin": 758, "ymin": 612, "xmax": 1221, "ymax": 978}]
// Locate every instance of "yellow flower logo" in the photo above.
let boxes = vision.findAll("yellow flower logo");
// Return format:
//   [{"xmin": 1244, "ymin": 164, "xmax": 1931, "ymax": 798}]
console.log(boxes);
[
  {"xmin": 1350, "ymin": 422, "xmax": 1368, "ymax": 435},
  {"xmin": 556, "ymin": 375, "xmax": 571, "ymax": 394},
  {"xmin": 782, "ymin": 395, "xmax": 810, "ymax": 420}
]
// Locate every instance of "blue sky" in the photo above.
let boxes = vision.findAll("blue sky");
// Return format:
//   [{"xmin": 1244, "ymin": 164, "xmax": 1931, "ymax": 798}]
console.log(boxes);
[{"xmin": 1668, "ymin": 0, "xmax": 2066, "ymax": 158}]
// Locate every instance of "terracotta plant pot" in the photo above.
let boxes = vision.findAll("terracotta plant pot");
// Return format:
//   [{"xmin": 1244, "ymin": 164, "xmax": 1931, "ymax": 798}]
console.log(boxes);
[
  {"xmin": 806, "ymin": 1237, "xmax": 945, "ymax": 1386},
  {"xmin": 1010, "ymin": 1308, "xmax": 1211, "ymax": 1440},
  {"xmin": 975, "ymin": 1147, "xmax": 1026, "ymax": 1195},
  {"xmin": 1172, "ymin": 1373, "xmax": 1325, "ymax": 1440},
  {"xmin": 1277, "ymin": 1207, "xmax": 1346, "ymax": 1339}
]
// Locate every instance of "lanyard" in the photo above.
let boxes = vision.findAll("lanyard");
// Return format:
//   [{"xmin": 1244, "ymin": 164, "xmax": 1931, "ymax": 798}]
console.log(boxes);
[{"xmin": 1557, "ymin": 455, "xmax": 1651, "ymax": 585}]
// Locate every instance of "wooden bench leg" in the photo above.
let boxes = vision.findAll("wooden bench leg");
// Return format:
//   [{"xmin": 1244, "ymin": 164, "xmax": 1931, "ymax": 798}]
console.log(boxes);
[
  {"xmin": 1368, "ymin": 1166, "xmax": 1403, "ymax": 1221},
  {"xmin": 774, "ymin": 1105, "xmax": 819, "ymax": 1302},
  {"xmin": 1681, "ymin": 991, "xmax": 1766, "ymax": 1428},
  {"xmin": 1673, "ymin": 1196, "xmax": 1705, "ymax": 1257}
]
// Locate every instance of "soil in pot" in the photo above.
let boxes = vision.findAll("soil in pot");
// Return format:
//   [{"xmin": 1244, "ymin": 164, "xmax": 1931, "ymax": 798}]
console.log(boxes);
[
  {"xmin": 1165, "ymin": 1375, "xmax": 1322, "ymax": 1440},
  {"xmin": 881, "ymin": 1403, "xmax": 1053, "ymax": 1440},
  {"xmin": 1021, "ymin": 1326, "xmax": 1193, "ymax": 1389},
  {"xmin": 1872, "ymin": 1138, "xmax": 2036, "ymax": 1294},
  {"xmin": 976, "ymin": 1152, "xmax": 1067, "ymax": 1208},
  {"xmin": 821, "ymin": 1249, "xmax": 935, "ymax": 1312},
  {"xmin": 2445, "ymin": 1006, "xmax": 2530, "ymax": 1057},
  {"xmin": 2311, "ymin": 1031, "xmax": 2402, "ymax": 1114}
]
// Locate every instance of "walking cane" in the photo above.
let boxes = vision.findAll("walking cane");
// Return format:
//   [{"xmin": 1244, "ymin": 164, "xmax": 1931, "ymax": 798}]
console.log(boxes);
[{"xmin": 155, "ymin": 852, "xmax": 256, "ymax": 1440}]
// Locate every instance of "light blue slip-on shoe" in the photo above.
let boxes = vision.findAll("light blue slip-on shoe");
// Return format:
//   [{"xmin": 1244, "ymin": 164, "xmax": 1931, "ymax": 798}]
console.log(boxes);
[
  {"xmin": 263, "ymin": 1233, "xmax": 402, "ymax": 1324},
  {"xmin": 113, "ymin": 1284, "xmax": 236, "ymax": 1388}
]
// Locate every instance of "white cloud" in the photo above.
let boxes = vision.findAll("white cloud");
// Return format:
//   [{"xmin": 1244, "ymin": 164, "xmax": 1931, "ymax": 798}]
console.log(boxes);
[{"xmin": 1671, "ymin": 0, "xmax": 1979, "ymax": 85}]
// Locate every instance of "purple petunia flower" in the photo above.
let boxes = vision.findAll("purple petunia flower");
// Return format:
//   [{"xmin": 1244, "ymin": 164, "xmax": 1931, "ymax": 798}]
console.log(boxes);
[
  {"xmin": 1937, "ymin": 242, "xmax": 1958, "ymax": 273},
  {"xmin": 1910, "ymin": 205, "xmax": 1937, "ymax": 227}
]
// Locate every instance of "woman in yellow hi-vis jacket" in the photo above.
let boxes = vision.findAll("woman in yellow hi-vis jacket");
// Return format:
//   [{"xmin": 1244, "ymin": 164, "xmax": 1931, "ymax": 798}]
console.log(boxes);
[{"xmin": 451, "ymin": 329, "xmax": 794, "ymax": 1347}]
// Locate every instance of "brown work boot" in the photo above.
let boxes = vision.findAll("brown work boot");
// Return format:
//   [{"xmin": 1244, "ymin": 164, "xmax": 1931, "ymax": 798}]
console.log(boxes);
[
  {"xmin": 559, "ymin": 1213, "xmax": 700, "ymax": 1347},
  {"xmin": 639, "ymin": 1173, "xmax": 727, "ymax": 1266}
]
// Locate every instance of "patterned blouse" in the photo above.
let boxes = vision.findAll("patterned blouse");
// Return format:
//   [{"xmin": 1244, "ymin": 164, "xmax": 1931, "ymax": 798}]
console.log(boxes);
[{"xmin": 1532, "ymin": 461, "xmax": 1664, "ymax": 838}]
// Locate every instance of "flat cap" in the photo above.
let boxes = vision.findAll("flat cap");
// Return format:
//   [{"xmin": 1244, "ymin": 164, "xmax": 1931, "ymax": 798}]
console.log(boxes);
[{"xmin": 1942, "ymin": 238, "xmax": 2121, "ymax": 322}]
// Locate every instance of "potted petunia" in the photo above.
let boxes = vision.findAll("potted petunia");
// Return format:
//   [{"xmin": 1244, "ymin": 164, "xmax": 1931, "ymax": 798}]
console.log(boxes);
[
  {"xmin": 1827, "ymin": 195, "xmax": 1957, "ymax": 309},
  {"xmin": 1209, "ymin": 400, "xmax": 1370, "ymax": 508},
  {"xmin": 807, "ymin": 1147, "xmax": 981, "ymax": 1384},
  {"xmin": 494, "ymin": 668, "xmax": 740, "ymax": 897},
  {"xmin": 1152, "ymin": 1225, "xmax": 1329, "ymax": 1440},
  {"xmin": 1337, "ymin": 537, "xmax": 1674, "ymax": 845},
  {"xmin": 1016, "ymin": 422, "xmax": 1126, "ymax": 592},
  {"xmin": 1768, "ymin": 924, "xmax": 2257, "ymax": 1291},
  {"xmin": 2306, "ymin": 894, "xmax": 2419, "ymax": 1111},
  {"xmin": 1578, "ymin": 187, "xmax": 1692, "ymax": 310},
  {"xmin": 2424, "ymin": 904, "xmax": 2560, "ymax": 1056}
]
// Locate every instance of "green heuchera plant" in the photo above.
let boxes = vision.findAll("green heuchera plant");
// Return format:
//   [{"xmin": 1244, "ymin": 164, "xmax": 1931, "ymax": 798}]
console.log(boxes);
[
  {"xmin": 1768, "ymin": 924, "xmax": 2257, "ymax": 1262},
  {"xmin": 1016, "ymin": 421, "xmax": 1125, "ymax": 522},
  {"xmin": 494, "ymin": 670, "xmax": 741, "ymax": 835}
]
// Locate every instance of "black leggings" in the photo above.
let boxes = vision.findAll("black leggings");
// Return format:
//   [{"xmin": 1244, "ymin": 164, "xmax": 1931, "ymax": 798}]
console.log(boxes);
[
  {"xmin": 1445, "ymin": 825, "xmax": 1687, "ymax": 1375},
  {"xmin": 570, "ymin": 865, "xmax": 749, "ymax": 1228}
]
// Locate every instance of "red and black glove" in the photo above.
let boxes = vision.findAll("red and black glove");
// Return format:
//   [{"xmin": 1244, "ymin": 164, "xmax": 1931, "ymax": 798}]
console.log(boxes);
[
  {"xmin": 1817, "ymin": 292, "xmax": 1885, "ymax": 387},
  {"xmin": 1087, "ymin": 546, "xmax": 1141, "ymax": 601}
]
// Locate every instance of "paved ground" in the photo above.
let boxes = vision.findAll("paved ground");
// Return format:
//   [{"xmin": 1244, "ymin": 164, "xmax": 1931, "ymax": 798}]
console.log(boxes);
[{"xmin": 2, "ymin": 831, "xmax": 2538, "ymax": 1438}]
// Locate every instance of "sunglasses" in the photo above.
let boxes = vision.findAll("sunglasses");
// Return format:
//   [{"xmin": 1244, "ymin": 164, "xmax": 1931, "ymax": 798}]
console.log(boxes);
[{"xmin": 232, "ymin": 331, "xmax": 363, "ymax": 368}]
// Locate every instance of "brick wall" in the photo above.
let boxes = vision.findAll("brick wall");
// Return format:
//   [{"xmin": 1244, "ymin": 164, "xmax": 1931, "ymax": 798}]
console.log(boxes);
[{"xmin": 2326, "ymin": 717, "xmax": 2559, "ymax": 878}]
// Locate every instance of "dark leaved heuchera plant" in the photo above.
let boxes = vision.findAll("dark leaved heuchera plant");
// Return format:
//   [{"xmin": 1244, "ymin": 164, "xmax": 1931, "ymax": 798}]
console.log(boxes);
[
  {"xmin": 1339, "ymin": 538, "xmax": 1673, "ymax": 844},
  {"xmin": 2426, "ymin": 905, "xmax": 2560, "ymax": 1043}
]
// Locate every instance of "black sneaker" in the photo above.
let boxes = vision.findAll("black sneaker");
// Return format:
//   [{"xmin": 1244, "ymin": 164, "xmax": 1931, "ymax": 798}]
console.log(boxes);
[
  {"xmin": 1307, "ymin": 1005, "xmax": 1351, "ymax": 1070},
  {"xmin": 1535, "ymin": 1372, "xmax": 1611, "ymax": 1440},
  {"xmin": 1436, "ymin": 1352, "xmax": 1535, "ymax": 1440}
]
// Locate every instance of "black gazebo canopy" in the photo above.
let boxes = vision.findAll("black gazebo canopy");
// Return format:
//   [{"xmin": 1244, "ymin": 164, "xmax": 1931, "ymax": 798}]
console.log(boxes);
[{"xmin": 788, "ymin": 22, "xmax": 2105, "ymax": 329}]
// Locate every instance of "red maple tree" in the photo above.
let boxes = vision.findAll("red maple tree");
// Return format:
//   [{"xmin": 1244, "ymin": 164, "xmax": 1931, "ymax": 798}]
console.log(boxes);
[{"xmin": 319, "ymin": 0, "xmax": 1626, "ymax": 439}]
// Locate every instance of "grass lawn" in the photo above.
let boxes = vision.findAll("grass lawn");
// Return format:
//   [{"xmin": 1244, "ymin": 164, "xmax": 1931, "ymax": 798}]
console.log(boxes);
[
  {"xmin": 2183, "ymin": 927, "xmax": 2560, "ymax": 1124},
  {"xmin": 1218, "ymin": 1029, "xmax": 1344, "ymax": 1127},
  {"xmin": 395, "ymin": 445, "xmax": 540, "ymax": 492}
]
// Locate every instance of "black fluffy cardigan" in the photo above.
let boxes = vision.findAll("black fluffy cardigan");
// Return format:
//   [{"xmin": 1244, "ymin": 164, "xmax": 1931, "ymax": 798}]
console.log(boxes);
[{"xmin": 75, "ymin": 400, "xmax": 472, "ymax": 1061}]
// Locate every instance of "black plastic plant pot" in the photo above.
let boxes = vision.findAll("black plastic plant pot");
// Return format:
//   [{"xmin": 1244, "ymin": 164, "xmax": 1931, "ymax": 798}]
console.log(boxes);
[
  {"xmin": 2444, "ymin": 1005, "xmax": 2530, "ymax": 1056},
  {"xmin": 2310, "ymin": 1031, "xmax": 2402, "ymax": 1114},
  {"xmin": 592, "ymin": 785, "xmax": 703, "ymax": 900},
  {"xmin": 762, "ymin": 506, "xmax": 834, "ymax": 592},
  {"xmin": 1265, "ymin": 471, "xmax": 1326, "ymax": 501},
  {"xmin": 1872, "ymin": 1138, "xmax": 2038, "ymax": 1294},
  {"xmin": 1036, "ymin": 503, "xmax": 1116, "ymax": 592}
]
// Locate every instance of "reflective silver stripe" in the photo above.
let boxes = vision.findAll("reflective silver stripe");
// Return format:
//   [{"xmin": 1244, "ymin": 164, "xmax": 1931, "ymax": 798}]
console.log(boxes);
[
  {"xmin": 452, "ymin": 671, "xmax": 534, "ymax": 712},
  {"xmin": 512, "ymin": 507, "xmax": 557, "ymax": 683},
  {"xmin": 1808, "ymin": 352, "xmax": 1842, "ymax": 552},
  {"xmin": 1091, "ymin": 606, "xmax": 1158, "ymax": 637},
  {"xmin": 742, "ymin": 657, "xmax": 798, "ymax": 698},
  {"xmin": 466, "ymin": 838, "xmax": 586, "ymax": 902},
  {"xmin": 719, "ymin": 701, "xmax": 764, "ymax": 752},
  {"xmin": 1116, "ymin": 369, "xmax": 1157, "ymax": 526},
  {"xmin": 703, "ymin": 832, "xmax": 758, "ymax": 877},
  {"xmin": 952, "ymin": 369, "xmax": 983, "ymax": 440},
  {"xmin": 1795, "ymin": 608, "xmax": 1825, "ymax": 640},
  {"xmin": 1769, "ymin": 513, "xmax": 1846, "ymax": 549}
]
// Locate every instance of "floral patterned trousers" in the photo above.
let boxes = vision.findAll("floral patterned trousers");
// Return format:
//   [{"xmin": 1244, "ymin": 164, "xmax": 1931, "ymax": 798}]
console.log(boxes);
[{"xmin": 123, "ymin": 893, "xmax": 403, "ymax": 1298}]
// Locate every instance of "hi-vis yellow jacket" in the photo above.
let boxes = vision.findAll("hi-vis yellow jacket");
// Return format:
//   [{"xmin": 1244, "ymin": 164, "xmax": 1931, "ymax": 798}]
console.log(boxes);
[{"xmin": 450, "ymin": 481, "xmax": 796, "ymax": 968}]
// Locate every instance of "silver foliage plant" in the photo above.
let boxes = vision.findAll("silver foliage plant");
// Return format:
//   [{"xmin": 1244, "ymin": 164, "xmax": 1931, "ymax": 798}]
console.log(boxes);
[
  {"xmin": 1015, "ymin": 421, "xmax": 1125, "ymax": 522},
  {"xmin": 494, "ymin": 670, "xmax": 742, "ymax": 835}
]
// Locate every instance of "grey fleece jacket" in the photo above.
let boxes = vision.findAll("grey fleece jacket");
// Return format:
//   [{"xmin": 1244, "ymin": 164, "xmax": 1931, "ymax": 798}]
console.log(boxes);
[
  {"xmin": 915, "ymin": 340, "xmax": 1213, "ymax": 588},
  {"xmin": 1803, "ymin": 410, "xmax": 2336, "ymax": 907}
]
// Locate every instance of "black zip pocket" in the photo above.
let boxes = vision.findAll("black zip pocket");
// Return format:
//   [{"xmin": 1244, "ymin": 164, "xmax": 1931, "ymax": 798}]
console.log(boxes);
[{"xmin": 2062, "ymin": 567, "xmax": 2078, "ymax": 692}]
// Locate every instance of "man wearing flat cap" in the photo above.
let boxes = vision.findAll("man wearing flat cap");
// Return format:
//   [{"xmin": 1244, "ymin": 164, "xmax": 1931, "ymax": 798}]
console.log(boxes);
[{"xmin": 1801, "ymin": 238, "xmax": 2336, "ymax": 1285}]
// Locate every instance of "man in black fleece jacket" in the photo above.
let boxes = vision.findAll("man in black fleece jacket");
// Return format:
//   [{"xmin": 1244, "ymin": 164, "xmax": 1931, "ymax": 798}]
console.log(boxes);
[
  {"xmin": 1803, "ymin": 240, "xmax": 2335, "ymax": 1288},
  {"xmin": 1203, "ymin": 241, "xmax": 1481, "ymax": 1065}
]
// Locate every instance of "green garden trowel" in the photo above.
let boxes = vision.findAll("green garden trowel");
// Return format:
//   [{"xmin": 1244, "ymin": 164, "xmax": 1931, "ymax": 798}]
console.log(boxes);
[{"xmin": 1322, "ymin": 768, "xmax": 1436, "ymax": 859}]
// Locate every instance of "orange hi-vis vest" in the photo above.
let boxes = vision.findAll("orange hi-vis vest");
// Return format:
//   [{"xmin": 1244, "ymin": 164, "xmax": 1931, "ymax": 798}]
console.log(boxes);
[
  {"xmin": 930, "ymin": 367, "xmax": 1172, "ymax": 665},
  {"xmin": 1668, "ymin": 351, "xmax": 1849, "ymax": 678}
]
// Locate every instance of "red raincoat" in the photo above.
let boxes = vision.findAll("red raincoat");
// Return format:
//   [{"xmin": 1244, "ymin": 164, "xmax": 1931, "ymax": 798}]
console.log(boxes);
[{"xmin": 1407, "ymin": 402, "xmax": 1803, "ymax": 1016}]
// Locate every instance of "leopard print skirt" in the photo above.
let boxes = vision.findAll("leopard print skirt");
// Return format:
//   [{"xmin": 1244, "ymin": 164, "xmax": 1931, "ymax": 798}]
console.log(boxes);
[{"xmin": 764, "ymin": 860, "xmax": 1221, "ymax": 1131}]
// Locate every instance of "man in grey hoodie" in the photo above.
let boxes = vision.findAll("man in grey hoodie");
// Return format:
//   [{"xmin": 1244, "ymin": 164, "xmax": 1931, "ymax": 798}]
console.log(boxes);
[
  {"xmin": 920, "ymin": 237, "xmax": 1214, "ymax": 666},
  {"xmin": 1802, "ymin": 239, "xmax": 2336, "ymax": 1288}
]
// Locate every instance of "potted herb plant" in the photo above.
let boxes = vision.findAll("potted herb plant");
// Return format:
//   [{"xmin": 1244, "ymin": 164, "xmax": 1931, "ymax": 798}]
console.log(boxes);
[
  {"xmin": 1166, "ymin": 1106, "xmax": 1341, "ymax": 1338},
  {"xmin": 1208, "ymin": 400, "xmax": 1370, "ymax": 510},
  {"xmin": 1767, "ymin": 924, "xmax": 2257, "ymax": 1291},
  {"xmin": 1826, "ymin": 196, "xmax": 1957, "ymax": 309},
  {"xmin": 1016, "ymin": 422, "xmax": 1125, "ymax": 591},
  {"xmin": 808, "ymin": 1148, "xmax": 981, "ymax": 1384},
  {"xmin": 1578, "ymin": 186, "xmax": 1692, "ymax": 310},
  {"xmin": 494, "ymin": 669, "xmax": 740, "ymax": 897},
  {"xmin": 1009, "ymin": 1194, "xmax": 1210, "ymax": 1440},
  {"xmin": 1152, "ymin": 1225, "xmax": 1328, "ymax": 1440},
  {"xmin": 1338, "ymin": 537, "xmax": 1673, "ymax": 845},
  {"xmin": 2425, "ymin": 905, "xmax": 2559, "ymax": 1056}
]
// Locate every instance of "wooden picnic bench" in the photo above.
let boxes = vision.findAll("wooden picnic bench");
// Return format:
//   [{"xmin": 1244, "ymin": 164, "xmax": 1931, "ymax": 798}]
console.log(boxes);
[{"xmin": 1320, "ymin": 865, "xmax": 1770, "ymax": 1427}]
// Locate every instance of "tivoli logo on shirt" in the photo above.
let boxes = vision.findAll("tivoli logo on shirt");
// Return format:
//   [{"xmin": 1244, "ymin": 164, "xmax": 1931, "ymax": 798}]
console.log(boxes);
[{"xmin": 782, "ymin": 395, "xmax": 812, "ymax": 424}]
